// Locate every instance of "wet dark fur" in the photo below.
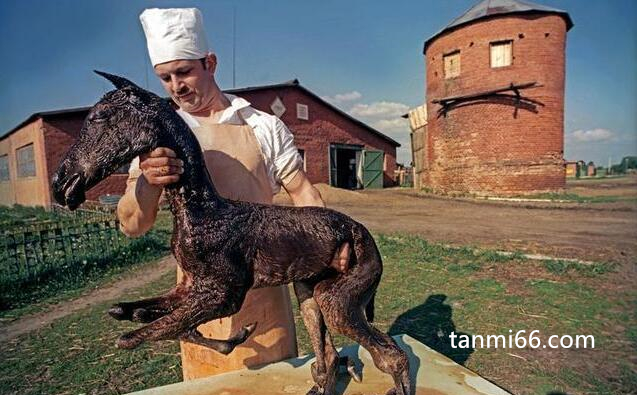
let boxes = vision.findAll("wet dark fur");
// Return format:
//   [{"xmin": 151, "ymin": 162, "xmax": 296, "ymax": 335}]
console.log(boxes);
[{"xmin": 52, "ymin": 72, "xmax": 411, "ymax": 395}]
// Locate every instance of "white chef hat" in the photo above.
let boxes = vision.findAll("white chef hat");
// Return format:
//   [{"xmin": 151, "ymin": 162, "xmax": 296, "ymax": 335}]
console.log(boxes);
[{"xmin": 140, "ymin": 8, "xmax": 210, "ymax": 67}]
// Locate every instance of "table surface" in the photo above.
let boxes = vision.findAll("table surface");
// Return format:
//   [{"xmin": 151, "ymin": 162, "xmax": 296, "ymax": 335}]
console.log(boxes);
[{"xmin": 127, "ymin": 334, "xmax": 512, "ymax": 395}]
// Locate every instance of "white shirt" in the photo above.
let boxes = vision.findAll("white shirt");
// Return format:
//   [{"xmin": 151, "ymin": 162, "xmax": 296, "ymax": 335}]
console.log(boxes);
[{"xmin": 130, "ymin": 94, "xmax": 303, "ymax": 195}]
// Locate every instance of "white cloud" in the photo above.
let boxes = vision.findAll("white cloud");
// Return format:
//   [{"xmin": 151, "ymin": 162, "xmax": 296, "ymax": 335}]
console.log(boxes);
[
  {"xmin": 320, "ymin": 96, "xmax": 414, "ymax": 164},
  {"xmin": 349, "ymin": 101, "xmax": 409, "ymax": 119},
  {"xmin": 568, "ymin": 128, "xmax": 616, "ymax": 143},
  {"xmin": 354, "ymin": 105, "xmax": 412, "ymax": 165},
  {"xmin": 370, "ymin": 118, "xmax": 409, "ymax": 133},
  {"xmin": 321, "ymin": 91, "xmax": 362, "ymax": 104}
]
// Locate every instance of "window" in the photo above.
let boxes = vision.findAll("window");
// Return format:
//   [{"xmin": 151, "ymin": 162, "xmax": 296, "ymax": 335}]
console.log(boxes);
[
  {"xmin": 490, "ymin": 40, "xmax": 512, "ymax": 68},
  {"xmin": 270, "ymin": 96, "xmax": 286, "ymax": 118},
  {"xmin": 0, "ymin": 154, "xmax": 9, "ymax": 182},
  {"xmin": 297, "ymin": 149, "xmax": 306, "ymax": 171},
  {"xmin": 443, "ymin": 51, "xmax": 460, "ymax": 79},
  {"xmin": 16, "ymin": 144, "xmax": 36, "ymax": 178},
  {"xmin": 296, "ymin": 103, "xmax": 309, "ymax": 120}
]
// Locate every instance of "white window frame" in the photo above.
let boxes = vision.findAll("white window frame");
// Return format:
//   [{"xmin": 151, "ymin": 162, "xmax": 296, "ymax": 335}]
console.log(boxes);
[
  {"xmin": 443, "ymin": 50, "xmax": 461, "ymax": 79},
  {"xmin": 16, "ymin": 143, "xmax": 36, "ymax": 178},
  {"xmin": 296, "ymin": 103, "xmax": 309, "ymax": 120},
  {"xmin": 490, "ymin": 40, "xmax": 513, "ymax": 68},
  {"xmin": 0, "ymin": 154, "xmax": 9, "ymax": 182},
  {"xmin": 297, "ymin": 148, "xmax": 306, "ymax": 171}
]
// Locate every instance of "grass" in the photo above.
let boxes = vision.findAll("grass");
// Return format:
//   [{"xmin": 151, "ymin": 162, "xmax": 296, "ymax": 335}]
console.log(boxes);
[
  {"xmin": 522, "ymin": 192, "xmax": 635, "ymax": 203},
  {"xmin": 0, "ymin": 210, "xmax": 174, "ymax": 320},
  {"xmin": 0, "ymin": 233, "xmax": 635, "ymax": 395},
  {"xmin": 542, "ymin": 259, "xmax": 616, "ymax": 276},
  {"xmin": 0, "ymin": 205, "xmax": 76, "ymax": 226}
]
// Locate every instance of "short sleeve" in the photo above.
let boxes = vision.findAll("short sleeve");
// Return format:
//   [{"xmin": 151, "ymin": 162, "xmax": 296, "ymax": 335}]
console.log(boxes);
[
  {"xmin": 127, "ymin": 156, "xmax": 143, "ymax": 188},
  {"xmin": 241, "ymin": 107, "xmax": 303, "ymax": 194},
  {"xmin": 271, "ymin": 118, "xmax": 303, "ymax": 185}
]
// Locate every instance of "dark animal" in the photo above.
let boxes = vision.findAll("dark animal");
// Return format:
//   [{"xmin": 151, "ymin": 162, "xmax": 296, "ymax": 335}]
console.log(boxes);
[{"xmin": 52, "ymin": 71, "xmax": 411, "ymax": 395}]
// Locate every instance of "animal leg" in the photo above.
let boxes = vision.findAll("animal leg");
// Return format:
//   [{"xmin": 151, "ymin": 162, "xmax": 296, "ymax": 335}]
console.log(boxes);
[
  {"xmin": 294, "ymin": 281, "xmax": 339, "ymax": 395},
  {"xmin": 116, "ymin": 286, "xmax": 247, "ymax": 351},
  {"xmin": 108, "ymin": 286, "xmax": 187, "ymax": 323},
  {"xmin": 316, "ymin": 228, "xmax": 411, "ymax": 395},
  {"xmin": 181, "ymin": 322, "xmax": 258, "ymax": 355},
  {"xmin": 319, "ymin": 297, "xmax": 410, "ymax": 395}
]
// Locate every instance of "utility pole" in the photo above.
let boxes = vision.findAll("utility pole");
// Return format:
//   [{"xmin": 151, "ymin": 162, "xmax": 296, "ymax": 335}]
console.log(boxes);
[
  {"xmin": 232, "ymin": 5, "xmax": 236, "ymax": 88},
  {"xmin": 144, "ymin": 57, "xmax": 149, "ymax": 90}
]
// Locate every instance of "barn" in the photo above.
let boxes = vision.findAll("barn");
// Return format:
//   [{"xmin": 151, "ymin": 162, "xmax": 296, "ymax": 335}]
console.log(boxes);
[
  {"xmin": 414, "ymin": 0, "xmax": 573, "ymax": 196},
  {"xmin": 0, "ymin": 79, "xmax": 399, "ymax": 208}
]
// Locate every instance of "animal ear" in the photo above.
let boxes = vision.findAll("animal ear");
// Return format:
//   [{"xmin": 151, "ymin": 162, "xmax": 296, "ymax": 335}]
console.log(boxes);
[{"xmin": 94, "ymin": 70, "xmax": 138, "ymax": 89}]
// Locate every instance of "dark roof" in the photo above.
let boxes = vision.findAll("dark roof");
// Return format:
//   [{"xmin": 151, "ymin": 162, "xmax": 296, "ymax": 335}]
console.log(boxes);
[
  {"xmin": 2, "ymin": 80, "xmax": 400, "ymax": 148},
  {"xmin": 424, "ymin": 0, "xmax": 573, "ymax": 53},
  {"xmin": 226, "ymin": 79, "xmax": 400, "ymax": 147},
  {"xmin": 2, "ymin": 106, "xmax": 92, "ymax": 139}
]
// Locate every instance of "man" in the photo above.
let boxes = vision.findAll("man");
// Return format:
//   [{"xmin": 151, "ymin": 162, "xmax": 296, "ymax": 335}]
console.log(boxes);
[{"xmin": 117, "ymin": 8, "xmax": 349, "ymax": 379}]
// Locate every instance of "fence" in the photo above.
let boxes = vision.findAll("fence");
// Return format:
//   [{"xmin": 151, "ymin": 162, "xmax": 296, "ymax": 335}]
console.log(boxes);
[{"xmin": 0, "ymin": 210, "xmax": 128, "ymax": 288}]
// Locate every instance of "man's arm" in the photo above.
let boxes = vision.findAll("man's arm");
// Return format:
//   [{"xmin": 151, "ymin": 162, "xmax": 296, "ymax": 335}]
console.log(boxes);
[
  {"xmin": 117, "ymin": 147, "xmax": 183, "ymax": 237},
  {"xmin": 283, "ymin": 169, "xmax": 324, "ymax": 207}
]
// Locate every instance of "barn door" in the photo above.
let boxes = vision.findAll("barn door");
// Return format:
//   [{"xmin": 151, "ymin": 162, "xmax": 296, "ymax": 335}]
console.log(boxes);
[{"xmin": 362, "ymin": 150, "xmax": 383, "ymax": 189}]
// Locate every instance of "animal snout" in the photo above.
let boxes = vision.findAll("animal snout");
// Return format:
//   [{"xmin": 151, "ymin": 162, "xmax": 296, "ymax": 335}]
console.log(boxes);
[{"xmin": 52, "ymin": 168, "xmax": 86, "ymax": 210}]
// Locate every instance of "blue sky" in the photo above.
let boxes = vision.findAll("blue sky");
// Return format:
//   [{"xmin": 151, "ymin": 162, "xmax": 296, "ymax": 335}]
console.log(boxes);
[{"xmin": 0, "ymin": 0, "xmax": 635, "ymax": 166}]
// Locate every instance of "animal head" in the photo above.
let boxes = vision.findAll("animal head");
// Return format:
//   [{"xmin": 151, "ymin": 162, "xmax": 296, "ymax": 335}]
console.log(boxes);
[{"xmin": 52, "ymin": 71, "xmax": 170, "ymax": 209}]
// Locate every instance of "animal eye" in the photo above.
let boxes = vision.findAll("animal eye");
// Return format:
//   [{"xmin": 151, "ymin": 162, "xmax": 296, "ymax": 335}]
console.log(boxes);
[{"xmin": 87, "ymin": 110, "xmax": 108, "ymax": 122}]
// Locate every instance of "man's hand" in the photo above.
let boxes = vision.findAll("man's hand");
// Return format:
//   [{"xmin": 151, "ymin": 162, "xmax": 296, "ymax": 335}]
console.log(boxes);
[{"xmin": 139, "ymin": 147, "xmax": 184, "ymax": 187}]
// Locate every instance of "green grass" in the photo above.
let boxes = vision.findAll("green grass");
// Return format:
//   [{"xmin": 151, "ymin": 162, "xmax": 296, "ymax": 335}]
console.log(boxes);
[
  {"xmin": 0, "ymin": 205, "xmax": 76, "ymax": 227},
  {"xmin": 522, "ymin": 192, "xmax": 635, "ymax": 203},
  {"xmin": 0, "ymin": 233, "xmax": 634, "ymax": 395},
  {"xmin": 542, "ymin": 259, "xmax": 616, "ymax": 276},
  {"xmin": 0, "ymin": 210, "xmax": 174, "ymax": 320},
  {"xmin": 0, "ymin": 271, "xmax": 181, "ymax": 395}
]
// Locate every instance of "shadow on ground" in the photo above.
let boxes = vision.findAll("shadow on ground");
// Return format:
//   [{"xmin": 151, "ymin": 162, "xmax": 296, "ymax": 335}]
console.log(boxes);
[{"xmin": 388, "ymin": 294, "xmax": 474, "ymax": 365}]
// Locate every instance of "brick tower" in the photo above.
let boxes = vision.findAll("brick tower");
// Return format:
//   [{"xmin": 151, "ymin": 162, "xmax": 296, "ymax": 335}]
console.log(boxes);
[{"xmin": 420, "ymin": 0, "xmax": 573, "ymax": 195}]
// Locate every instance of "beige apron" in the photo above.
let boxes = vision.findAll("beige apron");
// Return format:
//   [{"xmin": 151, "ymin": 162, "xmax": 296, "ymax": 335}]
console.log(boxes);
[{"xmin": 178, "ymin": 119, "xmax": 298, "ymax": 380}]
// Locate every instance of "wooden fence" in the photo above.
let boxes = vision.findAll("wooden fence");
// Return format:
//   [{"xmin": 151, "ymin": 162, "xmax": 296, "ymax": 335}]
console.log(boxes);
[{"xmin": 0, "ymin": 211, "xmax": 129, "ymax": 285}]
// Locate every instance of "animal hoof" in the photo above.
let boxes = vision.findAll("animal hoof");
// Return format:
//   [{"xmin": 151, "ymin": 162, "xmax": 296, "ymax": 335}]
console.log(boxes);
[
  {"xmin": 108, "ymin": 304, "xmax": 129, "ymax": 320},
  {"xmin": 116, "ymin": 333, "xmax": 143, "ymax": 349},
  {"xmin": 306, "ymin": 385, "xmax": 324, "ymax": 395},
  {"xmin": 346, "ymin": 359, "xmax": 362, "ymax": 383},
  {"xmin": 385, "ymin": 378, "xmax": 410, "ymax": 395},
  {"xmin": 243, "ymin": 322, "xmax": 258, "ymax": 337}
]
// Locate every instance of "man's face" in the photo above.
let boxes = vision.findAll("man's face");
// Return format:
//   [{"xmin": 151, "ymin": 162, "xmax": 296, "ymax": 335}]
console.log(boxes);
[{"xmin": 154, "ymin": 57, "xmax": 216, "ymax": 114}]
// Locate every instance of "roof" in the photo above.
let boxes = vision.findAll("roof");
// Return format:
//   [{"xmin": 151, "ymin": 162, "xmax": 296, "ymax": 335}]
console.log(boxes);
[
  {"xmin": 423, "ymin": 0, "xmax": 573, "ymax": 53},
  {"xmin": 2, "ymin": 106, "xmax": 92, "ymax": 139},
  {"xmin": 2, "ymin": 80, "xmax": 400, "ymax": 148},
  {"xmin": 226, "ymin": 79, "xmax": 400, "ymax": 147}
]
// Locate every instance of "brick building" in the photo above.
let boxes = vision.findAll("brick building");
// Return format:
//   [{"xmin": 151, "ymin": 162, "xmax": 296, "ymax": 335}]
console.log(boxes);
[
  {"xmin": 415, "ymin": 0, "xmax": 573, "ymax": 196},
  {"xmin": 0, "ymin": 79, "xmax": 399, "ymax": 207}
]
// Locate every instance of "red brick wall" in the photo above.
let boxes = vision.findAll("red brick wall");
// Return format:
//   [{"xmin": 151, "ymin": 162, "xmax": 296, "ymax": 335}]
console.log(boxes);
[
  {"xmin": 424, "ymin": 14, "xmax": 568, "ymax": 196},
  {"xmin": 38, "ymin": 84, "xmax": 398, "ymax": 207},
  {"xmin": 43, "ymin": 115, "xmax": 128, "ymax": 205},
  {"xmin": 234, "ymin": 86, "xmax": 398, "ymax": 186}
]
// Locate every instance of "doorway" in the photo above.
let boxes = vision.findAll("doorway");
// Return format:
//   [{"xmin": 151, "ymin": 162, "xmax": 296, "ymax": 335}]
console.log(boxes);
[{"xmin": 329, "ymin": 144, "xmax": 362, "ymax": 189}]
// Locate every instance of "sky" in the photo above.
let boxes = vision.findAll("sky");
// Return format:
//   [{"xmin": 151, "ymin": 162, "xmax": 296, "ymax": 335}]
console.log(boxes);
[{"xmin": 0, "ymin": 0, "xmax": 635, "ymax": 166}]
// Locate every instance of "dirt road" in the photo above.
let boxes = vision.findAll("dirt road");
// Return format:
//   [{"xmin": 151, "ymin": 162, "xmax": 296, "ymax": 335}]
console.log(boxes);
[{"xmin": 278, "ymin": 177, "xmax": 637, "ymax": 266}]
